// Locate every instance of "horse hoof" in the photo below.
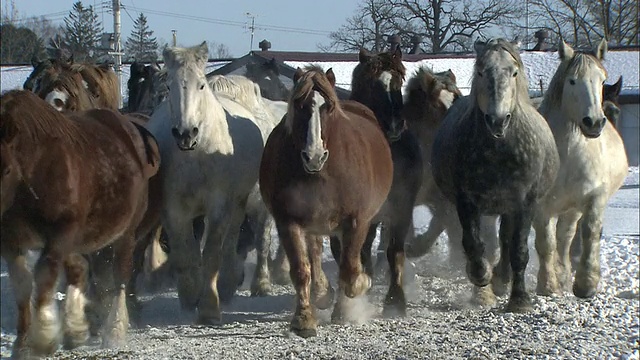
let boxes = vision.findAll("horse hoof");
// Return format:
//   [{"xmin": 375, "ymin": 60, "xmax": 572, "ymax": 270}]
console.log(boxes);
[
  {"xmin": 491, "ymin": 277, "xmax": 510, "ymax": 297},
  {"xmin": 290, "ymin": 327, "xmax": 317, "ymax": 338},
  {"xmin": 505, "ymin": 294, "xmax": 533, "ymax": 313},
  {"xmin": 536, "ymin": 283, "xmax": 560, "ymax": 297},
  {"xmin": 573, "ymin": 283, "xmax": 597, "ymax": 298},
  {"xmin": 472, "ymin": 285, "xmax": 497, "ymax": 308},
  {"xmin": 250, "ymin": 282, "xmax": 272, "ymax": 297},
  {"xmin": 466, "ymin": 258, "xmax": 492, "ymax": 287},
  {"xmin": 382, "ymin": 301, "xmax": 407, "ymax": 318},
  {"xmin": 313, "ymin": 285, "xmax": 335, "ymax": 310},
  {"xmin": 343, "ymin": 273, "xmax": 371, "ymax": 298}
]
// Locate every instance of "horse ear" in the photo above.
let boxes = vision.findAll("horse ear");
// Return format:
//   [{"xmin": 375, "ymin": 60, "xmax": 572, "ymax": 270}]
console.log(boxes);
[
  {"xmin": 293, "ymin": 67, "xmax": 304, "ymax": 84},
  {"xmin": 473, "ymin": 39, "xmax": 486, "ymax": 55},
  {"xmin": 359, "ymin": 48, "xmax": 372, "ymax": 63},
  {"xmin": 195, "ymin": 41, "xmax": 209, "ymax": 65},
  {"xmin": 326, "ymin": 68, "xmax": 336, "ymax": 87},
  {"xmin": 446, "ymin": 69, "xmax": 457, "ymax": 83},
  {"xmin": 594, "ymin": 38, "xmax": 608, "ymax": 61},
  {"xmin": 558, "ymin": 39, "xmax": 574, "ymax": 61},
  {"xmin": 612, "ymin": 75, "xmax": 623, "ymax": 95}
]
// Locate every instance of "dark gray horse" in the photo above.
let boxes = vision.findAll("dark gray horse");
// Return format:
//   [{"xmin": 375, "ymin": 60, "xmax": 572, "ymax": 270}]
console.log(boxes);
[
  {"xmin": 431, "ymin": 38, "xmax": 559, "ymax": 312},
  {"xmin": 245, "ymin": 58, "xmax": 291, "ymax": 101}
]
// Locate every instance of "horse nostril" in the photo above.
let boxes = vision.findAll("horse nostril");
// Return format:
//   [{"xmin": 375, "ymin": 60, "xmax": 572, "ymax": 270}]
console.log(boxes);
[
  {"xmin": 505, "ymin": 113, "xmax": 512, "ymax": 122},
  {"xmin": 171, "ymin": 127, "xmax": 180, "ymax": 138},
  {"xmin": 192, "ymin": 127, "xmax": 199, "ymax": 136},
  {"xmin": 321, "ymin": 150, "xmax": 329, "ymax": 162},
  {"xmin": 582, "ymin": 117, "xmax": 594, "ymax": 127},
  {"xmin": 301, "ymin": 151, "xmax": 311, "ymax": 163}
]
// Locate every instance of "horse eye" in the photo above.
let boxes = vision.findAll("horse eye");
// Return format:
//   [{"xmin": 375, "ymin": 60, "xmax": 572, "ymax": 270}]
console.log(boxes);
[
  {"xmin": 477, "ymin": 71, "xmax": 483, "ymax": 77},
  {"xmin": 199, "ymin": 84, "xmax": 205, "ymax": 90},
  {"xmin": 569, "ymin": 79, "xmax": 576, "ymax": 85},
  {"xmin": 513, "ymin": 71, "xmax": 518, "ymax": 77}
]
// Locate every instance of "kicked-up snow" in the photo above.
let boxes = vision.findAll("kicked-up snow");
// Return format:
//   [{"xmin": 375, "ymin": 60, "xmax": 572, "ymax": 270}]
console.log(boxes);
[{"xmin": 1, "ymin": 168, "xmax": 638, "ymax": 359}]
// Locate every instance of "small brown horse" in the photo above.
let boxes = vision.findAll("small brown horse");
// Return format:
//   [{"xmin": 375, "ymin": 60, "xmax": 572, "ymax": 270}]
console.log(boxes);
[
  {"xmin": 35, "ymin": 61, "xmax": 119, "ymax": 111},
  {"xmin": 259, "ymin": 65, "xmax": 393, "ymax": 337},
  {"xmin": 0, "ymin": 90, "xmax": 159, "ymax": 358}
]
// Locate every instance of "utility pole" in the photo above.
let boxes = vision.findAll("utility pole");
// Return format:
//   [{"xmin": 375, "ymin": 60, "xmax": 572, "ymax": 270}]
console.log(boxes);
[
  {"xmin": 525, "ymin": 0, "xmax": 529, "ymax": 50},
  {"xmin": 112, "ymin": 0, "xmax": 123, "ymax": 108},
  {"xmin": 172, "ymin": 30, "xmax": 177, "ymax": 46},
  {"xmin": 246, "ymin": 12, "xmax": 256, "ymax": 52}
]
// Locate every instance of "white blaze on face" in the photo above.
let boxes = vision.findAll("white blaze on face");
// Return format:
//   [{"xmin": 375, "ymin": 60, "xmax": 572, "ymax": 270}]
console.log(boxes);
[
  {"xmin": 439, "ymin": 89, "xmax": 456, "ymax": 109},
  {"xmin": 378, "ymin": 71, "xmax": 393, "ymax": 103},
  {"xmin": 305, "ymin": 90, "xmax": 326, "ymax": 156},
  {"xmin": 44, "ymin": 89, "xmax": 68, "ymax": 111}
]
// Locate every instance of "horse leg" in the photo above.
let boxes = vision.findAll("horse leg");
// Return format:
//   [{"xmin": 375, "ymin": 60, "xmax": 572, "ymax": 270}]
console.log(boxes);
[
  {"xmin": 164, "ymin": 212, "xmax": 200, "ymax": 313},
  {"xmin": 278, "ymin": 222, "xmax": 316, "ymax": 337},
  {"xmin": 199, "ymin": 206, "xmax": 245, "ymax": 323},
  {"xmin": 29, "ymin": 247, "xmax": 63, "ymax": 356},
  {"xmin": 100, "ymin": 233, "xmax": 135, "ymax": 349},
  {"xmin": 250, "ymin": 213, "xmax": 275, "ymax": 297},
  {"xmin": 555, "ymin": 211, "xmax": 582, "ymax": 292},
  {"xmin": 331, "ymin": 220, "xmax": 372, "ymax": 325},
  {"xmin": 86, "ymin": 249, "xmax": 115, "ymax": 337},
  {"xmin": 406, "ymin": 214, "xmax": 445, "ymax": 259},
  {"xmin": 481, "ymin": 216, "xmax": 500, "ymax": 266},
  {"xmin": 62, "ymin": 254, "xmax": 90, "ymax": 349},
  {"xmin": 490, "ymin": 216, "xmax": 512, "ymax": 298},
  {"xmin": 456, "ymin": 197, "xmax": 491, "ymax": 287},
  {"xmin": 4, "ymin": 249, "xmax": 33, "ymax": 360},
  {"xmin": 573, "ymin": 203, "xmax": 606, "ymax": 298},
  {"xmin": 570, "ymin": 217, "xmax": 584, "ymax": 268},
  {"xmin": 270, "ymin": 242, "xmax": 291, "ymax": 285},
  {"xmin": 382, "ymin": 216, "xmax": 411, "ymax": 318},
  {"xmin": 505, "ymin": 208, "xmax": 534, "ymax": 313},
  {"xmin": 236, "ymin": 215, "xmax": 254, "ymax": 291},
  {"xmin": 309, "ymin": 235, "xmax": 334, "ymax": 310},
  {"xmin": 143, "ymin": 226, "xmax": 169, "ymax": 293},
  {"xmin": 534, "ymin": 211, "xmax": 560, "ymax": 296}
]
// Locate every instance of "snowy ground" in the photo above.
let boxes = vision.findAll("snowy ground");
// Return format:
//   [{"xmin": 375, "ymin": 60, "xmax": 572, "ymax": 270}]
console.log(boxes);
[{"xmin": 1, "ymin": 169, "xmax": 638, "ymax": 359}]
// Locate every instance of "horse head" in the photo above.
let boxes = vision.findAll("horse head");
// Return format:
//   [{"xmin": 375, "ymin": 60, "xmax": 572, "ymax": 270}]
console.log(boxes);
[
  {"xmin": 245, "ymin": 58, "xmax": 291, "ymax": 101},
  {"xmin": 472, "ymin": 38, "xmax": 528, "ymax": 139},
  {"xmin": 351, "ymin": 46, "xmax": 406, "ymax": 142},
  {"xmin": 288, "ymin": 66, "xmax": 338, "ymax": 174},
  {"xmin": 604, "ymin": 75, "xmax": 622, "ymax": 104},
  {"xmin": 558, "ymin": 38, "xmax": 608, "ymax": 138},
  {"xmin": 164, "ymin": 41, "xmax": 210, "ymax": 151},
  {"xmin": 36, "ymin": 68, "xmax": 93, "ymax": 112},
  {"xmin": 405, "ymin": 67, "xmax": 462, "ymax": 125}
]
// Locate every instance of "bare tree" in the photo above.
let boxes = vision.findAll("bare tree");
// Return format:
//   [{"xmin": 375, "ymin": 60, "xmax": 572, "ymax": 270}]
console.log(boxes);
[
  {"xmin": 321, "ymin": 0, "xmax": 522, "ymax": 53},
  {"xmin": 319, "ymin": 0, "xmax": 402, "ymax": 52},
  {"xmin": 525, "ymin": 0, "xmax": 638, "ymax": 48},
  {"xmin": 207, "ymin": 41, "xmax": 232, "ymax": 59}
]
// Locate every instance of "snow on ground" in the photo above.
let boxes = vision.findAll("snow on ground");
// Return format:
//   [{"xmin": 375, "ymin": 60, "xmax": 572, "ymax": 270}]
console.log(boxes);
[{"xmin": 1, "ymin": 169, "xmax": 638, "ymax": 359}]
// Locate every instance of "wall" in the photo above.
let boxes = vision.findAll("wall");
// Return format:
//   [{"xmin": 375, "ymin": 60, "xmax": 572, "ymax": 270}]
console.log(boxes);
[{"xmin": 620, "ymin": 104, "xmax": 640, "ymax": 166}]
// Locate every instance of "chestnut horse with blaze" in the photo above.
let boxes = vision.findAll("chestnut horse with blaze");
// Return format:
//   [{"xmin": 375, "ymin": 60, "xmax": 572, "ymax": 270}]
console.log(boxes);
[{"xmin": 259, "ymin": 65, "xmax": 393, "ymax": 337}]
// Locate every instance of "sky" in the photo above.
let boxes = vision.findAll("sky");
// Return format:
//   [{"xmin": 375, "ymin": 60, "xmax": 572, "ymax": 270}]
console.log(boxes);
[{"xmin": 3, "ymin": 0, "xmax": 360, "ymax": 57}]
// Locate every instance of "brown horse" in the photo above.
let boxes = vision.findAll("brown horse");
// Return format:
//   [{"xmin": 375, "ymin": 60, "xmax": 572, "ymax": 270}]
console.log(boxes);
[
  {"xmin": 35, "ymin": 62, "xmax": 119, "ymax": 111},
  {"xmin": 330, "ymin": 47, "xmax": 423, "ymax": 317},
  {"xmin": 259, "ymin": 65, "xmax": 393, "ymax": 337},
  {"xmin": 0, "ymin": 90, "xmax": 159, "ymax": 358}
]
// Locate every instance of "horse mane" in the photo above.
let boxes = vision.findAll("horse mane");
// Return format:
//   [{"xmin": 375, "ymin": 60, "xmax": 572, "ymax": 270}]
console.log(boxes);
[
  {"xmin": 209, "ymin": 75, "xmax": 263, "ymax": 110},
  {"xmin": 1, "ymin": 90, "xmax": 88, "ymax": 147},
  {"xmin": 467, "ymin": 38, "xmax": 530, "ymax": 117},
  {"xmin": 285, "ymin": 65, "xmax": 340, "ymax": 133},
  {"xmin": 405, "ymin": 66, "xmax": 461, "ymax": 123},
  {"xmin": 539, "ymin": 50, "xmax": 606, "ymax": 114}
]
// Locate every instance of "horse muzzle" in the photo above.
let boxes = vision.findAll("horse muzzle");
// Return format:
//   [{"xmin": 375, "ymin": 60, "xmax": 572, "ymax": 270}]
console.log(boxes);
[
  {"xmin": 484, "ymin": 113, "xmax": 511, "ymax": 139},
  {"xmin": 301, "ymin": 150, "xmax": 329, "ymax": 174},
  {"xmin": 171, "ymin": 126, "xmax": 199, "ymax": 151},
  {"xmin": 579, "ymin": 116, "xmax": 606, "ymax": 139},
  {"xmin": 386, "ymin": 120, "xmax": 407, "ymax": 142}
]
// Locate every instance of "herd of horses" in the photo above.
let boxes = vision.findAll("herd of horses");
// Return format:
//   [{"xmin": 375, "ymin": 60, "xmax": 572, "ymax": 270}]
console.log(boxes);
[{"xmin": 0, "ymin": 36, "xmax": 629, "ymax": 358}]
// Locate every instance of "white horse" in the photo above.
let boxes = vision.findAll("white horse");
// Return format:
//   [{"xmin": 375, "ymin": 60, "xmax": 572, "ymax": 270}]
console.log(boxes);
[
  {"xmin": 207, "ymin": 74, "xmax": 290, "ymax": 294},
  {"xmin": 146, "ymin": 42, "xmax": 264, "ymax": 324},
  {"xmin": 534, "ymin": 39, "xmax": 628, "ymax": 298}
]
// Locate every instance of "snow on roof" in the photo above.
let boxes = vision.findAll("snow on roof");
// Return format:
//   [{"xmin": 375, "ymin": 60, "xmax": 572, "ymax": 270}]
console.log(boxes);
[{"xmin": 285, "ymin": 50, "xmax": 639, "ymax": 97}]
